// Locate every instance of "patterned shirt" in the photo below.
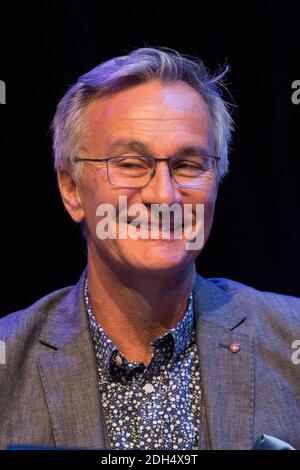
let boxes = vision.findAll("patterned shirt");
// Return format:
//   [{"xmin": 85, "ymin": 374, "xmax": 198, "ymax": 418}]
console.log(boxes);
[{"xmin": 84, "ymin": 278, "xmax": 201, "ymax": 450}]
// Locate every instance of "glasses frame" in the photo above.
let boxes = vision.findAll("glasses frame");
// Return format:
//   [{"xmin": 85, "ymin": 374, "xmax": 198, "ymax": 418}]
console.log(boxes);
[{"xmin": 73, "ymin": 155, "xmax": 220, "ymax": 188}]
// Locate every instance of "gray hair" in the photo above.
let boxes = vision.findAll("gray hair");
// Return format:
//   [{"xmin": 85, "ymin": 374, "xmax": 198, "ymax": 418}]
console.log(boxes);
[{"xmin": 52, "ymin": 47, "xmax": 234, "ymax": 183}]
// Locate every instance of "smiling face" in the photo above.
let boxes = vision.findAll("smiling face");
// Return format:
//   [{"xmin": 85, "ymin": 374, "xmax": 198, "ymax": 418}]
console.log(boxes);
[{"xmin": 58, "ymin": 80, "xmax": 218, "ymax": 277}]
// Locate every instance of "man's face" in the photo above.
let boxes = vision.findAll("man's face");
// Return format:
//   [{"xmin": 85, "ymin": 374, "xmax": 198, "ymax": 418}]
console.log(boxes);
[{"xmin": 64, "ymin": 80, "xmax": 218, "ymax": 276}]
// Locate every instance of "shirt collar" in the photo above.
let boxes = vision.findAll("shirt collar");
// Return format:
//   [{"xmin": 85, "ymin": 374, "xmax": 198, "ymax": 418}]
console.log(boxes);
[{"xmin": 84, "ymin": 277, "xmax": 194, "ymax": 379}]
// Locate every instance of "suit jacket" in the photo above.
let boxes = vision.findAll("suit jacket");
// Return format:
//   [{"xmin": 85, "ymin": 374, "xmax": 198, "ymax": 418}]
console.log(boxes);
[{"xmin": 0, "ymin": 269, "xmax": 300, "ymax": 450}]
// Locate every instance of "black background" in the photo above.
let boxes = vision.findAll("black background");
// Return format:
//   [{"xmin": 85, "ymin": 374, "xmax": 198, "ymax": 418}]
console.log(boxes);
[{"xmin": 0, "ymin": 0, "xmax": 299, "ymax": 315}]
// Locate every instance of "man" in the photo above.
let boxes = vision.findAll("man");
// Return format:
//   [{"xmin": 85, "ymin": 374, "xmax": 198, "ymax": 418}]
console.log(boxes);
[{"xmin": 0, "ymin": 47, "xmax": 299, "ymax": 450}]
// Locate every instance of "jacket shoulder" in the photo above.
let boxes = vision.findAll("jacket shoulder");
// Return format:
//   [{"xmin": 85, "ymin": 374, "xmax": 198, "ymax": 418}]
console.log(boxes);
[
  {"xmin": 207, "ymin": 276, "xmax": 299, "ymax": 300},
  {"xmin": 0, "ymin": 285, "xmax": 74, "ymax": 341},
  {"xmin": 205, "ymin": 276, "xmax": 300, "ymax": 321}
]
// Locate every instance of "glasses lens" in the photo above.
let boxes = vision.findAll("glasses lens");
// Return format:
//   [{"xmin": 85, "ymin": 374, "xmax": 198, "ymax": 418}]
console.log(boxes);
[
  {"xmin": 108, "ymin": 157, "xmax": 154, "ymax": 187},
  {"xmin": 171, "ymin": 156, "xmax": 217, "ymax": 187}
]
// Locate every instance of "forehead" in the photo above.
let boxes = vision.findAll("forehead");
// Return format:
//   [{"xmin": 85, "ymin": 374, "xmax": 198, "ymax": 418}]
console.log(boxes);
[{"xmin": 82, "ymin": 80, "xmax": 214, "ymax": 153}]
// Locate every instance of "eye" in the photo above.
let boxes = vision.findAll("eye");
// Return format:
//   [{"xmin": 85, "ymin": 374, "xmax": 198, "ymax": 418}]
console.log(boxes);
[
  {"xmin": 114, "ymin": 158, "xmax": 150, "ymax": 169},
  {"xmin": 172, "ymin": 159, "xmax": 206, "ymax": 175},
  {"xmin": 119, "ymin": 161, "xmax": 144, "ymax": 169},
  {"xmin": 173, "ymin": 157, "xmax": 214, "ymax": 173},
  {"xmin": 174, "ymin": 161, "xmax": 200, "ymax": 169}
]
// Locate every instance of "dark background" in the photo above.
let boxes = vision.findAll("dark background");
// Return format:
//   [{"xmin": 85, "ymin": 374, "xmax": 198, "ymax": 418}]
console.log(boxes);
[{"xmin": 0, "ymin": 0, "xmax": 299, "ymax": 315}]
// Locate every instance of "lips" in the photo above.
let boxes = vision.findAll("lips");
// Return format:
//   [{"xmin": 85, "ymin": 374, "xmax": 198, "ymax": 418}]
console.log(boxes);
[{"xmin": 126, "ymin": 218, "xmax": 184, "ymax": 232}]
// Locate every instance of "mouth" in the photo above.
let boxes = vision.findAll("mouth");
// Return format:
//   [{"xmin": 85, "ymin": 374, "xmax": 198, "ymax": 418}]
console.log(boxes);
[
  {"xmin": 123, "ymin": 219, "xmax": 190, "ymax": 241},
  {"xmin": 126, "ymin": 218, "xmax": 184, "ymax": 230}
]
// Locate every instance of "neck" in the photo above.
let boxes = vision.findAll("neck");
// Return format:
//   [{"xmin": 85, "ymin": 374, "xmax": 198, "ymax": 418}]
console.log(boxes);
[{"xmin": 86, "ymin": 247, "xmax": 196, "ymax": 364}]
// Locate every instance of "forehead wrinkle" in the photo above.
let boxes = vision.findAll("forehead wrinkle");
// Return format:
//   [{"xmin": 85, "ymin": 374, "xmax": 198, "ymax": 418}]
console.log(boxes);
[
  {"xmin": 94, "ymin": 99, "xmax": 211, "ymax": 126},
  {"xmin": 85, "ymin": 85, "xmax": 212, "ymax": 134},
  {"xmin": 113, "ymin": 116, "xmax": 203, "ymax": 121},
  {"xmin": 111, "ymin": 118, "xmax": 212, "ymax": 141},
  {"xmin": 83, "ymin": 82, "xmax": 215, "ymax": 154},
  {"xmin": 107, "ymin": 138, "xmax": 210, "ymax": 155},
  {"xmin": 105, "ymin": 102, "xmax": 210, "ymax": 120}
]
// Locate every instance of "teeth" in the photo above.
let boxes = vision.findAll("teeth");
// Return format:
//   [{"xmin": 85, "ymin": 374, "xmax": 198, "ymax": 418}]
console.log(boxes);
[
  {"xmin": 126, "ymin": 225, "xmax": 184, "ymax": 234},
  {"xmin": 127, "ymin": 221, "xmax": 184, "ymax": 229},
  {"xmin": 127, "ymin": 220, "xmax": 148, "ymax": 228}
]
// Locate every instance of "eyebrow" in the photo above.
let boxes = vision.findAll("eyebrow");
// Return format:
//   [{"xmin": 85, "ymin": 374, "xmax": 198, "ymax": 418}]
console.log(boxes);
[{"xmin": 108, "ymin": 139, "xmax": 210, "ymax": 157}]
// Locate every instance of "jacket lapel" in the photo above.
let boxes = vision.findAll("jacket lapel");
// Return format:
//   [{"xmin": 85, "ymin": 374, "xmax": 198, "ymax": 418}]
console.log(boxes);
[
  {"xmin": 193, "ymin": 275, "xmax": 254, "ymax": 450},
  {"xmin": 37, "ymin": 269, "xmax": 254, "ymax": 450},
  {"xmin": 38, "ymin": 270, "xmax": 109, "ymax": 449}
]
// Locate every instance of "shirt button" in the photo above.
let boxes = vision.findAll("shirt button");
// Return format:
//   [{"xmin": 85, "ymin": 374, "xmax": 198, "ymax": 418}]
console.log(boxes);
[
  {"xmin": 143, "ymin": 383, "xmax": 155, "ymax": 394},
  {"xmin": 114, "ymin": 354, "xmax": 123, "ymax": 365}
]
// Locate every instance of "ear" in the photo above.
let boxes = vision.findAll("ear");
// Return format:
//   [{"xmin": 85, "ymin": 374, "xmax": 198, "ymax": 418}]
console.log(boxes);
[{"xmin": 57, "ymin": 171, "xmax": 85, "ymax": 223}]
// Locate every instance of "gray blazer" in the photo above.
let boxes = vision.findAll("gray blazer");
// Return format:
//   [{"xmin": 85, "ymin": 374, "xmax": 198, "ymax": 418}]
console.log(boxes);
[{"xmin": 0, "ymin": 269, "xmax": 300, "ymax": 450}]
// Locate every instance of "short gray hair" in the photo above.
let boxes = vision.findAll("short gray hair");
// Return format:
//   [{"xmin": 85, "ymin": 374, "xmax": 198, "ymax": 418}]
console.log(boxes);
[{"xmin": 52, "ymin": 47, "xmax": 234, "ymax": 183}]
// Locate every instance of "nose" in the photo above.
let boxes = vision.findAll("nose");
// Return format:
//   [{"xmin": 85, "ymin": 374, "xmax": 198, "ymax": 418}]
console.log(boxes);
[{"xmin": 139, "ymin": 160, "xmax": 182, "ymax": 205}]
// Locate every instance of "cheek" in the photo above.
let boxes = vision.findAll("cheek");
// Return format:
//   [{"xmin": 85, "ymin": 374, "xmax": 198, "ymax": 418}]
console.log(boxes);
[
  {"xmin": 80, "ymin": 184, "xmax": 139, "ymax": 235},
  {"xmin": 194, "ymin": 187, "xmax": 217, "ymax": 236},
  {"xmin": 97, "ymin": 166, "xmax": 108, "ymax": 184},
  {"xmin": 194, "ymin": 185, "xmax": 217, "ymax": 216},
  {"xmin": 205, "ymin": 190, "xmax": 217, "ymax": 216}
]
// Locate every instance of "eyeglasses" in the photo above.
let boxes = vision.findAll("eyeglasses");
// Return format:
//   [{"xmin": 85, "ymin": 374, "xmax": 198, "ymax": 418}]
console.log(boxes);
[{"xmin": 73, "ymin": 155, "xmax": 220, "ymax": 188}]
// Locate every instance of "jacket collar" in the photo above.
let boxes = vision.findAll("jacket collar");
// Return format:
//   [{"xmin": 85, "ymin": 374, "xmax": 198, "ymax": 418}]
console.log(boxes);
[
  {"xmin": 38, "ymin": 268, "xmax": 110, "ymax": 449},
  {"xmin": 39, "ymin": 270, "xmax": 247, "ymax": 350},
  {"xmin": 193, "ymin": 274, "xmax": 253, "ymax": 449},
  {"xmin": 39, "ymin": 269, "xmax": 88, "ymax": 350},
  {"xmin": 38, "ymin": 268, "xmax": 253, "ymax": 450},
  {"xmin": 193, "ymin": 273, "xmax": 247, "ymax": 330}
]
